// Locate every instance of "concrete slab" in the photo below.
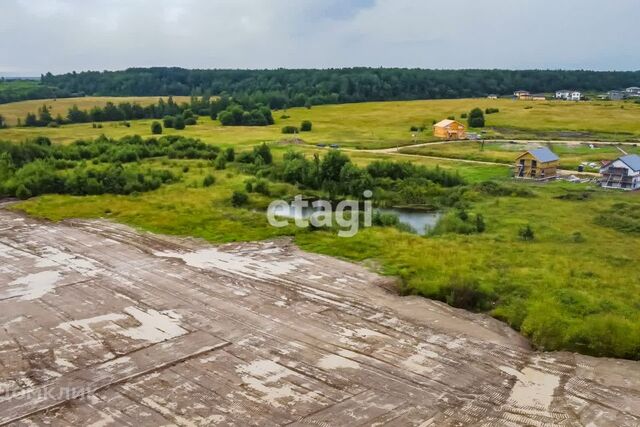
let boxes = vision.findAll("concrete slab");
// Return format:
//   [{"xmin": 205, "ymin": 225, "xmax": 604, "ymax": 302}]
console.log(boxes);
[{"xmin": 0, "ymin": 209, "xmax": 638, "ymax": 426}]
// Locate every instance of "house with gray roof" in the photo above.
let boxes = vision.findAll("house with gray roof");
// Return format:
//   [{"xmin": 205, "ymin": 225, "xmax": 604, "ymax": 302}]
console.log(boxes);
[
  {"xmin": 600, "ymin": 154, "xmax": 640, "ymax": 190},
  {"xmin": 514, "ymin": 147, "xmax": 560, "ymax": 180}
]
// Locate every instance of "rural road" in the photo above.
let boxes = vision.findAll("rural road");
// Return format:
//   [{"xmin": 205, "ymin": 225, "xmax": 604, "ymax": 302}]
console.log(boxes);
[
  {"xmin": 333, "ymin": 142, "xmax": 603, "ymax": 177},
  {"xmin": 1, "ymin": 209, "xmax": 639, "ymax": 425}
]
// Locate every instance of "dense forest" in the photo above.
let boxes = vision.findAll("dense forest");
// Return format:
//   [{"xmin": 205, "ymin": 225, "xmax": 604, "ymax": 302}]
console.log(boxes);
[
  {"xmin": 0, "ymin": 79, "xmax": 72, "ymax": 104},
  {"xmin": 37, "ymin": 68, "xmax": 640, "ymax": 108}
]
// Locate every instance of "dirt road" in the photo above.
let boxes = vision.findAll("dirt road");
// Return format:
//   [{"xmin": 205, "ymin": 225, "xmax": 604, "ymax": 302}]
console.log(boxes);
[{"xmin": 1, "ymin": 210, "xmax": 639, "ymax": 425}]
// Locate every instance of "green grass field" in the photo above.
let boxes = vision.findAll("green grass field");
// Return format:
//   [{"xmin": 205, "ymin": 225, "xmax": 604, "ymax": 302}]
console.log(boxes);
[
  {"xmin": 3, "ymin": 97, "xmax": 640, "ymax": 147},
  {"xmin": 400, "ymin": 141, "xmax": 640, "ymax": 170}
]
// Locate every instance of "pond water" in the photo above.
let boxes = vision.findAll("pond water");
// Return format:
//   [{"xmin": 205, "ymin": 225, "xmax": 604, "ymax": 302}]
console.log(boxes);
[
  {"xmin": 269, "ymin": 204, "xmax": 441, "ymax": 236},
  {"xmin": 377, "ymin": 208, "xmax": 441, "ymax": 235}
]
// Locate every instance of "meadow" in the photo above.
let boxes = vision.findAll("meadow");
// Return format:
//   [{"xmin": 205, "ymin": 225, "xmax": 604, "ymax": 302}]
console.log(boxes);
[
  {"xmin": 3, "ymin": 97, "xmax": 640, "ymax": 359},
  {"xmin": 3, "ymin": 97, "xmax": 640, "ymax": 148}
]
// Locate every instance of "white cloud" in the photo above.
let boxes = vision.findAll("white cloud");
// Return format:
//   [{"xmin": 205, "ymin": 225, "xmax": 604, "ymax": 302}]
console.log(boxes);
[{"xmin": 1, "ymin": 0, "xmax": 639, "ymax": 75}]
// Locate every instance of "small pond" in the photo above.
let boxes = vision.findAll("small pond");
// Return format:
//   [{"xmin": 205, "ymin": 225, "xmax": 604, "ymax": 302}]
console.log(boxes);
[{"xmin": 269, "ymin": 204, "xmax": 441, "ymax": 236}]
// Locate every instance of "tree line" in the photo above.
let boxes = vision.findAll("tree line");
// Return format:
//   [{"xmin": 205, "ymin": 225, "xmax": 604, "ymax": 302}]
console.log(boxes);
[
  {"xmin": 19, "ymin": 95, "xmax": 274, "ymax": 128},
  {"xmin": 38, "ymin": 68, "xmax": 640, "ymax": 108}
]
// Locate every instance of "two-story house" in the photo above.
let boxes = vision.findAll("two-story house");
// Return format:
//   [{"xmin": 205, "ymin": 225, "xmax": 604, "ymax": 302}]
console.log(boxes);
[{"xmin": 600, "ymin": 154, "xmax": 640, "ymax": 190}]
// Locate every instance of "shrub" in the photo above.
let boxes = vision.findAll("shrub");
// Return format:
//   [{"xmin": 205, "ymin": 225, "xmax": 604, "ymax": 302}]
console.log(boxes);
[
  {"xmin": 173, "ymin": 115, "xmax": 186, "ymax": 130},
  {"xmin": 468, "ymin": 108, "xmax": 485, "ymax": 128},
  {"xmin": 485, "ymin": 108, "xmax": 500, "ymax": 114},
  {"xmin": 224, "ymin": 147, "xmax": 235, "ymax": 162},
  {"xmin": 519, "ymin": 224, "xmax": 535, "ymax": 241},
  {"xmin": 151, "ymin": 121, "xmax": 162, "ymax": 135},
  {"xmin": 203, "ymin": 174, "xmax": 215, "ymax": 187},
  {"xmin": 460, "ymin": 113, "xmax": 468, "ymax": 119},
  {"xmin": 215, "ymin": 155, "xmax": 226, "ymax": 170},
  {"xmin": 253, "ymin": 179, "xmax": 270, "ymax": 195},
  {"xmin": 253, "ymin": 143, "xmax": 272, "ymax": 164},
  {"xmin": 280, "ymin": 114, "xmax": 290, "ymax": 119},
  {"xmin": 163, "ymin": 116, "xmax": 175, "ymax": 128},
  {"xmin": 184, "ymin": 117, "xmax": 197, "ymax": 126},
  {"xmin": 475, "ymin": 180, "xmax": 534, "ymax": 197},
  {"xmin": 410, "ymin": 125, "xmax": 419, "ymax": 132},
  {"xmin": 282, "ymin": 125, "xmax": 298, "ymax": 134},
  {"xmin": 16, "ymin": 184, "xmax": 32, "ymax": 200},
  {"xmin": 231, "ymin": 190, "xmax": 248, "ymax": 207},
  {"xmin": 439, "ymin": 276, "xmax": 495, "ymax": 311},
  {"xmin": 300, "ymin": 120, "xmax": 312, "ymax": 132}
]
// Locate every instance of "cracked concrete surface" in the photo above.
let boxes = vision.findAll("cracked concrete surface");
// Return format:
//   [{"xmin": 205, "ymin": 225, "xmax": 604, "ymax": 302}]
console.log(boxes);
[{"xmin": 0, "ymin": 209, "xmax": 638, "ymax": 426}]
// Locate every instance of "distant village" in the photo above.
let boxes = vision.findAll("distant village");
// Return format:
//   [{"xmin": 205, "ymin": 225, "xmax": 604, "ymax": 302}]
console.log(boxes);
[
  {"xmin": 432, "ymin": 117, "xmax": 640, "ymax": 191},
  {"xmin": 489, "ymin": 86, "xmax": 640, "ymax": 101}
]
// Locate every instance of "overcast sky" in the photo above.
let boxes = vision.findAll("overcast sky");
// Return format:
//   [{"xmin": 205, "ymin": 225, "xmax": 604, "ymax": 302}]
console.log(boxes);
[{"xmin": 2, "ymin": 0, "xmax": 640, "ymax": 76}]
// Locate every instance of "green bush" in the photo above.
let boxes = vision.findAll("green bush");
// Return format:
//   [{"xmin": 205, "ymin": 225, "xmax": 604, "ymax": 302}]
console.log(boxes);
[
  {"xmin": 203, "ymin": 174, "xmax": 215, "ymax": 187},
  {"xmin": 438, "ymin": 276, "xmax": 496, "ymax": 311},
  {"xmin": 300, "ymin": 120, "xmax": 312, "ymax": 132},
  {"xmin": 16, "ymin": 184, "xmax": 32, "ymax": 200},
  {"xmin": 519, "ymin": 224, "xmax": 535, "ymax": 241},
  {"xmin": 184, "ymin": 117, "xmax": 197, "ymax": 126},
  {"xmin": 173, "ymin": 115, "xmax": 186, "ymax": 130},
  {"xmin": 224, "ymin": 147, "xmax": 235, "ymax": 162},
  {"xmin": 231, "ymin": 190, "xmax": 249, "ymax": 207},
  {"xmin": 282, "ymin": 125, "xmax": 298, "ymax": 134},
  {"xmin": 253, "ymin": 179, "xmax": 270, "ymax": 195},
  {"xmin": 151, "ymin": 121, "xmax": 162, "ymax": 135},
  {"xmin": 215, "ymin": 155, "xmax": 226, "ymax": 170},
  {"xmin": 468, "ymin": 108, "xmax": 485, "ymax": 128},
  {"xmin": 163, "ymin": 116, "xmax": 174, "ymax": 128}
]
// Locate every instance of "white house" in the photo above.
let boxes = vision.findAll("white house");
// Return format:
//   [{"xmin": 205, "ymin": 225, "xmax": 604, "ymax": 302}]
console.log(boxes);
[
  {"xmin": 600, "ymin": 154, "xmax": 640, "ymax": 190},
  {"xmin": 625, "ymin": 87, "xmax": 640, "ymax": 97},
  {"xmin": 556, "ymin": 90, "xmax": 581, "ymax": 101}
]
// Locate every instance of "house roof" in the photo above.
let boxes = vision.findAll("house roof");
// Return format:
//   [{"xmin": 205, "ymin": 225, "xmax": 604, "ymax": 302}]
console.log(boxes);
[
  {"xmin": 518, "ymin": 147, "xmax": 560, "ymax": 163},
  {"xmin": 433, "ymin": 119, "xmax": 461, "ymax": 128},
  {"xmin": 619, "ymin": 154, "xmax": 640, "ymax": 171}
]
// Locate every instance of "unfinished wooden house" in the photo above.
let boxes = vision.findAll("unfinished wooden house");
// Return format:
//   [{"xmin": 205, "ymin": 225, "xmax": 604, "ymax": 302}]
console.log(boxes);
[
  {"xmin": 514, "ymin": 147, "xmax": 560, "ymax": 180},
  {"xmin": 600, "ymin": 154, "xmax": 640, "ymax": 190},
  {"xmin": 433, "ymin": 119, "xmax": 466, "ymax": 140}
]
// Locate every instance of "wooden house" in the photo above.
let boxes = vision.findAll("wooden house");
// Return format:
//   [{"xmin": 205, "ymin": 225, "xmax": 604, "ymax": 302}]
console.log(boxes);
[
  {"xmin": 433, "ymin": 119, "xmax": 466, "ymax": 140},
  {"xmin": 514, "ymin": 147, "xmax": 560, "ymax": 180},
  {"xmin": 600, "ymin": 154, "xmax": 640, "ymax": 190}
]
